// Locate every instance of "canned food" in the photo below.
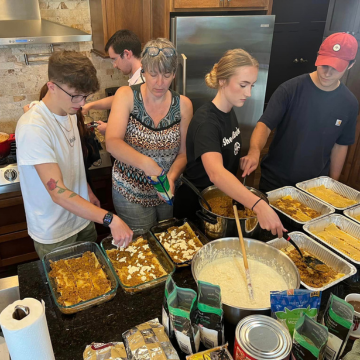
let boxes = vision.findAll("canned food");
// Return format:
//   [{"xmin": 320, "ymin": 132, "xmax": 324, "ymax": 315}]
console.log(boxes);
[{"xmin": 234, "ymin": 315, "xmax": 292, "ymax": 360}]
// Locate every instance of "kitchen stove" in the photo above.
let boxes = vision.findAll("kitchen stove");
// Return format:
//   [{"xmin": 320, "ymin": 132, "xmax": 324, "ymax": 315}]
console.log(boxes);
[{"xmin": 0, "ymin": 142, "xmax": 19, "ymax": 186}]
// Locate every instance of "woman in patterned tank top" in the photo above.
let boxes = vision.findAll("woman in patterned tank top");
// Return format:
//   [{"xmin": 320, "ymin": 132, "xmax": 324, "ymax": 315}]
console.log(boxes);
[{"xmin": 106, "ymin": 38, "xmax": 193, "ymax": 232}]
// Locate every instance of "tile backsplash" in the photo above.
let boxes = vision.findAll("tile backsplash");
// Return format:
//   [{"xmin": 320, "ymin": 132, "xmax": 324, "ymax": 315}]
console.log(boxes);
[{"xmin": 0, "ymin": 0, "xmax": 128, "ymax": 134}]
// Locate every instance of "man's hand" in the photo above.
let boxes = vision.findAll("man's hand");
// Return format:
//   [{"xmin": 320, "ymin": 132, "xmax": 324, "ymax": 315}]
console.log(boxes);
[
  {"xmin": 23, "ymin": 104, "xmax": 30, "ymax": 113},
  {"xmin": 81, "ymin": 103, "xmax": 91, "ymax": 115},
  {"xmin": 96, "ymin": 121, "xmax": 107, "ymax": 136},
  {"xmin": 240, "ymin": 151, "xmax": 260, "ymax": 177},
  {"xmin": 109, "ymin": 215, "xmax": 133, "ymax": 247}
]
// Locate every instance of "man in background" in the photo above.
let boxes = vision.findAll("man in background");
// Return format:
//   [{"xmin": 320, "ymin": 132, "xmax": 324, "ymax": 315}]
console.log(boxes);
[{"xmin": 82, "ymin": 30, "xmax": 143, "ymax": 134}]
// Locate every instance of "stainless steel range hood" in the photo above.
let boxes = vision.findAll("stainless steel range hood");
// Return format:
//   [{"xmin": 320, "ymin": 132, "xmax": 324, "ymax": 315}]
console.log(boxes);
[{"xmin": 0, "ymin": 0, "xmax": 91, "ymax": 45}]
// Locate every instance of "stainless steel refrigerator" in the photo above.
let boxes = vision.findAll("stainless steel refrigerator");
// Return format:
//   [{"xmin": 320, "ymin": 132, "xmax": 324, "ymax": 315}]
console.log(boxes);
[{"xmin": 171, "ymin": 15, "xmax": 275, "ymax": 153}]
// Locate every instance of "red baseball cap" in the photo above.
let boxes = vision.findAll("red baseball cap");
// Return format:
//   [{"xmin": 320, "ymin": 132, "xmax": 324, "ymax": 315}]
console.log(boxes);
[{"xmin": 315, "ymin": 32, "xmax": 358, "ymax": 72}]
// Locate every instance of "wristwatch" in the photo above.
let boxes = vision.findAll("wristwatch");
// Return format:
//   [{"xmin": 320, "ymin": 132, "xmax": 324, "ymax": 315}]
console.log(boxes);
[{"xmin": 103, "ymin": 212, "xmax": 113, "ymax": 227}]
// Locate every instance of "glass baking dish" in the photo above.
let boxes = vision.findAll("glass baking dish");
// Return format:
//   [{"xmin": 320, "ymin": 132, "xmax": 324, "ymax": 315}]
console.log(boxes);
[
  {"xmin": 100, "ymin": 231, "xmax": 175, "ymax": 294},
  {"xmin": 150, "ymin": 218, "xmax": 210, "ymax": 267},
  {"xmin": 42, "ymin": 241, "xmax": 118, "ymax": 315}
]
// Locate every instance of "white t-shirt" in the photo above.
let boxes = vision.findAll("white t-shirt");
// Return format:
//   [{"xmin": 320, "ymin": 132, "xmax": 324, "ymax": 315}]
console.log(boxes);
[{"xmin": 16, "ymin": 101, "xmax": 90, "ymax": 244}]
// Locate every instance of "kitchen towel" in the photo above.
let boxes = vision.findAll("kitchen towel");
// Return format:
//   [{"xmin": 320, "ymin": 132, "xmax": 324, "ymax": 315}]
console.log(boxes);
[{"xmin": 0, "ymin": 298, "xmax": 55, "ymax": 360}]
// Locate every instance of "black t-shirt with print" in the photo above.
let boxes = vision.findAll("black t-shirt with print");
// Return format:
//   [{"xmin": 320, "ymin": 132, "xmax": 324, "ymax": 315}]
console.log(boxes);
[
  {"xmin": 260, "ymin": 74, "xmax": 359, "ymax": 191},
  {"xmin": 184, "ymin": 101, "xmax": 242, "ymax": 189}
]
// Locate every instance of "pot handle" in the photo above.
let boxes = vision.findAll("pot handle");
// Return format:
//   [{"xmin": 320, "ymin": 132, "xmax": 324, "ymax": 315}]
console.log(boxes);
[
  {"xmin": 8, "ymin": 134, "xmax": 15, "ymax": 142},
  {"xmin": 196, "ymin": 210, "xmax": 218, "ymax": 225}
]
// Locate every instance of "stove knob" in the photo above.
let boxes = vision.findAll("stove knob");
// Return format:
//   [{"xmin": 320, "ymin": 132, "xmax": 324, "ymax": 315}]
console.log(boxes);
[{"xmin": 4, "ymin": 169, "xmax": 17, "ymax": 182}]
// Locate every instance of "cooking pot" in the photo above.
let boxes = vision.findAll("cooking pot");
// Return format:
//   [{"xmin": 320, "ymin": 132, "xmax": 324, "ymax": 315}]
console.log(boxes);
[
  {"xmin": 192, "ymin": 237, "xmax": 300, "ymax": 325},
  {"xmin": 196, "ymin": 185, "xmax": 268, "ymax": 240},
  {"xmin": 0, "ymin": 132, "xmax": 15, "ymax": 159}
]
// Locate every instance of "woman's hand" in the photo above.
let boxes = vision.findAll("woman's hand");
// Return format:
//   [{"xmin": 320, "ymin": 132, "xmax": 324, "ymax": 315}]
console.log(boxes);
[
  {"xmin": 96, "ymin": 121, "xmax": 107, "ymax": 135},
  {"xmin": 143, "ymin": 159, "xmax": 163, "ymax": 177},
  {"xmin": 253, "ymin": 200, "xmax": 286, "ymax": 238}
]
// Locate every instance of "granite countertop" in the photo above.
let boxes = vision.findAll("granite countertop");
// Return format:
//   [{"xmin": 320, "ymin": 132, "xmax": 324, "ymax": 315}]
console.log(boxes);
[{"xmin": 18, "ymin": 224, "xmax": 360, "ymax": 360}]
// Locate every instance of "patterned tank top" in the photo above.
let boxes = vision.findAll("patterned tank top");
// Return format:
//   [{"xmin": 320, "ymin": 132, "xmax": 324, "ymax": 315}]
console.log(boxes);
[{"xmin": 112, "ymin": 83, "xmax": 181, "ymax": 207}]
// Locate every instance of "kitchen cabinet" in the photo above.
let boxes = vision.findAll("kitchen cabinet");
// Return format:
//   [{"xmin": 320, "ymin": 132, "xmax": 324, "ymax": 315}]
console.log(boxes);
[
  {"xmin": 173, "ymin": 0, "xmax": 222, "ymax": 8},
  {"xmin": 324, "ymin": 0, "xmax": 360, "ymax": 40},
  {"xmin": 265, "ymin": 0, "xmax": 330, "ymax": 103},
  {"xmin": 0, "ymin": 186, "xmax": 38, "ymax": 269},
  {"xmin": 173, "ymin": 0, "xmax": 269, "ymax": 9},
  {"xmin": 224, "ymin": 0, "xmax": 268, "ymax": 8},
  {"xmin": 89, "ymin": 0, "xmax": 152, "ymax": 57}
]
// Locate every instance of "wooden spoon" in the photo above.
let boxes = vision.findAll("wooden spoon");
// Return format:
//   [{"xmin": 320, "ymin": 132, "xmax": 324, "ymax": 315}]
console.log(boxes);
[{"xmin": 233, "ymin": 204, "xmax": 255, "ymax": 302}]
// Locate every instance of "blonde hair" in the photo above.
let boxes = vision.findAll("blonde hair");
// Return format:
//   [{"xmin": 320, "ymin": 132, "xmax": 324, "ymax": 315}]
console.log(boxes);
[
  {"xmin": 205, "ymin": 49, "xmax": 259, "ymax": 89},
  {"xmin": 141, "ymin": 38, "xmax": 178, "ymax": 74}
]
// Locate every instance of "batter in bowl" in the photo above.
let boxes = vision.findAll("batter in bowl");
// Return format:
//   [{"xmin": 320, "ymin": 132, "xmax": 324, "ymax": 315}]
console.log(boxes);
[{"xmin": 198, "ymin": 256, "xmax": 288, "ymax": 308}]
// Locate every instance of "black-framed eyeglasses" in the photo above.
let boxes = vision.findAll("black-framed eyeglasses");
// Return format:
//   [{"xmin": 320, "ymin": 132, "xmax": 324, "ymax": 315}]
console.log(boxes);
[
  {"xmin": 144, "ymin": 47, "xmax": 176, "ymax": 57},
  {"xmin": 53, "ymin": 83, "xmax": 92, "ymax": 103}
]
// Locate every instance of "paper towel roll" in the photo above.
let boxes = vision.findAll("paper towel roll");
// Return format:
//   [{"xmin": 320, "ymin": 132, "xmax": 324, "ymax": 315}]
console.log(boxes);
[{"xmin": 0, "ymin": 298, "xmax": 55, "ymax": 360}]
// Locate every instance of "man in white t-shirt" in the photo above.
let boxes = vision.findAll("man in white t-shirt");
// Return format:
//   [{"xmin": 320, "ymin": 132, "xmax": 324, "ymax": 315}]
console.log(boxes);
[
  {"xmin": 16, "ymin": 50, "xmax": 133, "ymax": 259},
  {"xmin": 81, "ymin": 30, "xmax": 144, "ymax": 134}
]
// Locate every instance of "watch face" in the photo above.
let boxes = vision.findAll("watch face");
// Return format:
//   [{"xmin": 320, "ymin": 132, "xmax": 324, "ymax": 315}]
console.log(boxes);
[{"xmin": 103, "ymin": 212, "xmax": 113, "ymax": 227}]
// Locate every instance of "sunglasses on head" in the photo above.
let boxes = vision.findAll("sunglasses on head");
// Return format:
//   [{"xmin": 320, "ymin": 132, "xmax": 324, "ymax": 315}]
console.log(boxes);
[{"xmin": 144, "ymin": 47, "xmax": 176, "ymax": 57}]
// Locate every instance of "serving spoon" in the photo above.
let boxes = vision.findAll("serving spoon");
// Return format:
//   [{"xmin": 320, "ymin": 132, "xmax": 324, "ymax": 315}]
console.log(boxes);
[{"xmin": 285, "ymin": 233, "xmax": 326, "ymax": 272}]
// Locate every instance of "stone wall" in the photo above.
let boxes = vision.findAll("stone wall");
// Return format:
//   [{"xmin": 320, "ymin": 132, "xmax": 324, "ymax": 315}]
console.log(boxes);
[{"xmin": 0, "ymin": 0, "xmax": 128, "ymax": 134}]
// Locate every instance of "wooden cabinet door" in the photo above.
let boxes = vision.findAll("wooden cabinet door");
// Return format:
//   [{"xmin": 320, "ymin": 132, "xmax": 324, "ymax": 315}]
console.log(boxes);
[
  {"xmin": 173, "ymin": 0, "xmax": 223, "ymax": 9},
  {"xmin": 324, "ymin": 0, "xmax": 360, "ymax": 37},
  {"xmin": 224, "ymin": 0, "xmax": 268, "ymax": 8}
]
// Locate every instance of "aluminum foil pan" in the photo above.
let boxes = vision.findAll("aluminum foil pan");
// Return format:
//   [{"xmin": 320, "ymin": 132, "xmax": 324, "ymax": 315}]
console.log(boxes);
[
  {"xmin": 296, "ymin": 176, "xmax": 360, "ymax": 211},
  {"xmin": 267, "ymin": 186, "xmax": 335, "ymax": 227},
  {"xmin": 303, "ymin": 214, "xmax": 360, "ymax": 265},
  {"xmin": 267, "ymin": 231, "xmax": 357, "ymax": 291},
  {"xmin": 344, "ymin": 204, "xmax": 360, "ymax": 225}
]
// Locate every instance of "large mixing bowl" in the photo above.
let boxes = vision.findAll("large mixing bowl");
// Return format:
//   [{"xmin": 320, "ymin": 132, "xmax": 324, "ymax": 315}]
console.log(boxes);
[
  {"xmin": 197, "ymin": 186, "xmax": 268, "ymax": 240},
  {"xmin": 191, "ymin": 237, "xmax": 300, "ymax": 325}
]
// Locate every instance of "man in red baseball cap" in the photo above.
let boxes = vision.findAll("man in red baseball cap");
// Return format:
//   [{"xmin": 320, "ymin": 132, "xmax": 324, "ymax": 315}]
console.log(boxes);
[{"xmin": 241, "ymin": 32, "xmax": 359, "ymax": 193}]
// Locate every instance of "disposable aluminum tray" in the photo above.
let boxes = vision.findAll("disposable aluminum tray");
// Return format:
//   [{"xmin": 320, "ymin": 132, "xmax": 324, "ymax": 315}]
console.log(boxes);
[
  {"xmin": 267, "ymin": 231, "xmax": 357, "ymax": 292},
  {"xmin": 303, "ymin": 214, "xmax": 360, "ymax": 265},
  {"xmin": 267, "ymin": 186, "xmax": 335, "ymax": 227},
  {"xmin": 101, "ymin": 231, "xmax": 175, "ymax": 294},
  {"xmin": 344, "ymin": 204, "xmax": 360, "ymax": 225},
  {"xmin": 296, "ymin": 176, "xmax": 360, "ymax": 211},
  {"xmin": 43, "ymin": 241, "xmax": 118, "ymax": 315},
  {"xmin": 150, "ymin": 217, "xmax": 209, "ymax": 267}
]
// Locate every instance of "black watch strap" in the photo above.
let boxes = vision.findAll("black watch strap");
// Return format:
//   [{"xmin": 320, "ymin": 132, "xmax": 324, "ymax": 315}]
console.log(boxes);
[{"xmin": 103, "ymin": 212, "xmax": 113, "ymax": 227}]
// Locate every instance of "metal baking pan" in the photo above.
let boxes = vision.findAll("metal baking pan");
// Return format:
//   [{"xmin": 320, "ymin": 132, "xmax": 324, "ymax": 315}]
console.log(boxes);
[
  {"xmin": 344, "ymin": 204, "xmax": 360, "ymax": 225},
  {"xmin": 150, "ymin": 218, "xmax": 209, "ymax": 267},
  {"xmin": 43, "ymin": 241, "xmax": 118, "ymax": 315},
  {"xmin": 267, "ymin": 186, "xmax": 335, "ymax": 228},
  {"xmin": 267, "ymin": 232, "xmax": 357, "ymax": 292},
  {"xmin": 296, "ymin": 176, "xmax": 360, "ymax": 211},
  {"xmin": 101, "ymin": 231, "xmax": 175, "ymax": 294},
  {"xmin": 303, "ymin": 214, "xmax": 360, "ymax": 265}
]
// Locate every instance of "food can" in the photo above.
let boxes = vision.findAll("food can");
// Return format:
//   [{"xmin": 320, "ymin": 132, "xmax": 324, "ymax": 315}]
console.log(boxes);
[{"xmin": 234, "ymin": 315, "xmax": 292, "ymax": 360}]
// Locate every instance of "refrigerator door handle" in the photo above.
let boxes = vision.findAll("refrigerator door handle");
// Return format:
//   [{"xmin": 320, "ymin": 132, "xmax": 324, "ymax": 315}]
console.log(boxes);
[{"xmin": 178, "ymin": 53, "xmax": 187, "ymax": 96}]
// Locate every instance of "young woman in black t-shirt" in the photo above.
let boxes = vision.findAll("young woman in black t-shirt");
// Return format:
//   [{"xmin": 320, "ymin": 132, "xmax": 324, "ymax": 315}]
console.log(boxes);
[{"xmin": 174, "ymin": 49, "xmax": 286, "ymax": 238}]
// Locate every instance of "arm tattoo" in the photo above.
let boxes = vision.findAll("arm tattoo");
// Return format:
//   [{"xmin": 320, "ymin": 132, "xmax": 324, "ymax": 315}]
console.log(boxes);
[{"xmin": 46, "ymin": 178, "xmax": 78, "ymax": 198}]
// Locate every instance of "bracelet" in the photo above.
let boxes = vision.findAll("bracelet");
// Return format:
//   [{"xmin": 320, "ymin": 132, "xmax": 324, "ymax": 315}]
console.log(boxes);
[{"xmin": 251, "ymin": 198, "xmax": 263, "ymax": 211}]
